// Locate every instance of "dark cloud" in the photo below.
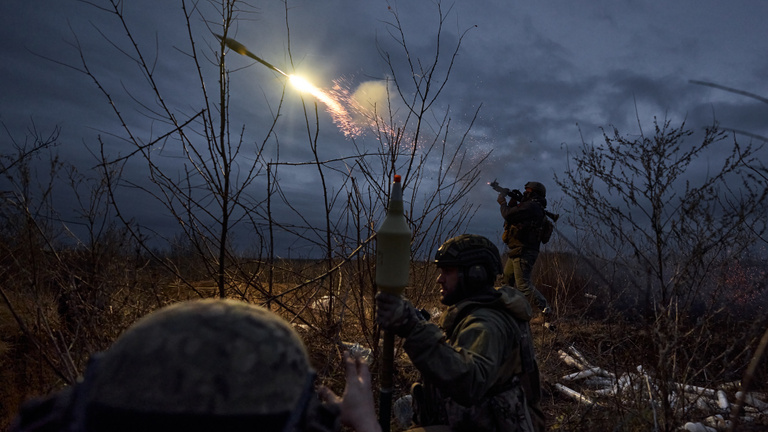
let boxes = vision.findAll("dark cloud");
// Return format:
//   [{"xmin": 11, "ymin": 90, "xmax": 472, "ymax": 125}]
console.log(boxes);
[{"xmin": 2, "ymin": 0, "xmax": 766, "ymax": 255}]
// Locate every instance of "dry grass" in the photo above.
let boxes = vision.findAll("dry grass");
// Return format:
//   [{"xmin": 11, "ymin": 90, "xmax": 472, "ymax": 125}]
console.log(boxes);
[{"xmin": 1, "ymin": 256, "xmax": 766, "ymax": 432}]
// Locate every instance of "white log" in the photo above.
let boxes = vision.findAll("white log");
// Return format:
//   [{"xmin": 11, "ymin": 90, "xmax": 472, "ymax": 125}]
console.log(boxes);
[
  {"xmin": 735, "ymin": 391, "xmax": 768, "ymax": 411},
  {"xmin": 310, "ymin": 295, "xmax": 331, "ymax": 311},
  {"xmin": 677, "ymin": 382, "xmax": 717, "ymax": 398},
  {"xmin": 703, "ymin": 414, "xmax": 732, "ymax": 430},
  {"xmin": 668, "ymin": 393, "xmax": 678, "ymax": 409},
  {"xmin": 617, "ymin": 373, "xmax": 639, "ymax": 391},
  {"xmin": 558, "ymin": 350, "xmax": 589, "ymax": 370},
  {"xmin": 683, "ymin": 422, "xmax": 716, "ymax": 432},
  {"xmin": 554, "ymin": 383, "xmax": 597, "ymax": 406},
  {"xmin": 568, "ymin": 345, "xmax": 594, "ymax": 368},
  {"xmin": 716, "ymin": 390, "xmax": 729, "ymax": 411},
  {"xmin": 583, "ymin": 377, "xmax": 615, "ymax": 388},
  {"xmin": 694, "ymin": 396, "xmax": 721, "ymax": 411},
  {"xmin": 592, "ymin": 366, "xmax": 616, "ymax": 379},
  {"xmin": 562, "ymin": 367, "xmax": 604, "ymax": 381}
]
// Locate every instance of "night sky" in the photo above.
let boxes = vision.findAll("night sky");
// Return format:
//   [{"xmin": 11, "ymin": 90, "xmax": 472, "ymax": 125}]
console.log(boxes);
[{"xmin": 2, "ymin": 0, "xmax": 767, "ymax": 256}]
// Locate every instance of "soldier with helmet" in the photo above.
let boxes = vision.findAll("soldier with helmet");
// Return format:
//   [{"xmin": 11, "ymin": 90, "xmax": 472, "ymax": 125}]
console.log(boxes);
[
  {"xmin": 11, "ymin": 299, "xmax": 382, "ymax": 432},
  {"xmin": 497, "ymin": 181, "xmax": 552, "ymax": 322},
  {"xmin": 376, "ymin": 234, "xmax": 545, "ymax": 432}
]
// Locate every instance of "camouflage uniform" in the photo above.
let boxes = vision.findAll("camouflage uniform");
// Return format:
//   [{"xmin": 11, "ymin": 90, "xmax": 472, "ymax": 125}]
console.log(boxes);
[
  {"xmin": 403, "ymin": 286, "xmax": 545, "ymax": 432},
  {"xmin": 498, "ymin": 184, "xmax": 549, "ymax": 313}
]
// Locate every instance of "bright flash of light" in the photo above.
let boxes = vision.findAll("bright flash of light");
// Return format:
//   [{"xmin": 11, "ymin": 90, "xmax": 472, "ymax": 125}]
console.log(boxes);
[
  {"xmin": 288, "ymin": 75, "xmax": 316, "ymax": 93},
  {"xmin": 289, "ymin": 74, "xmax": 361, "ymax": 137}
]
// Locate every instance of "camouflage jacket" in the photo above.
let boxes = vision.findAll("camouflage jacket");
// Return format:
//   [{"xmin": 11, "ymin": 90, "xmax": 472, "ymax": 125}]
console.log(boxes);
[
  {"xmin": 498, "ymin": 195, "xmax": 546, "ymax": 256},
  {"xmin": 403, "ymin": 286, "xmax": 544, "ymax": 432}
]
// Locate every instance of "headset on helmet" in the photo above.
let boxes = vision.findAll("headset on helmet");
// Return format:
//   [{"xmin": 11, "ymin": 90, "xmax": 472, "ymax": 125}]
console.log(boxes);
[{"xmin": 434, "ymin": 234, "xmax": 502, "ymax": 284}]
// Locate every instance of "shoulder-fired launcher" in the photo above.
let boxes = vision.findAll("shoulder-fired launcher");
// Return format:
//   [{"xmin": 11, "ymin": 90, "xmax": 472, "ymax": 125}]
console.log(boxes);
[{"xmin": 488, "ymin": 179, "xmax": 560, "ymax": 222}]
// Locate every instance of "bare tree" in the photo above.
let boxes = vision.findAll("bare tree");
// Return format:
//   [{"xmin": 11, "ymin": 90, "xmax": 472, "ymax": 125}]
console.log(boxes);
[
  {"xmin": 688, "ymin": 80, "xmax": 768, "ymax": 431},
  {"xmin": 0, "ymin": 123, "xmax": 165, "ymax": 430},
  {"xmin": 555, "ymin": 114, "xmax": 767, "ymax": 430},
  {"xmin": 0, "ymin": 1, "xmax": 492, "ymax": 427},
  {"xmin": 558, "ymin": 117, "xmax": 764, "ymax": 310}
]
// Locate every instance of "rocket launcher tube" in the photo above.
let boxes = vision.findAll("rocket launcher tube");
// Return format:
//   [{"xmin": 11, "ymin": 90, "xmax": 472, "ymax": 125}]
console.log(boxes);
[
  {"xmin": 375, "ymin": 175, "xmax": 411, "ymax": 295},
  {"xmin": 214, "ymin": 34, "xmax": 288, "ymax": 77},
  {"xmin": 376, "ymin": 174, "xmax": 411, "ymax": 432}
]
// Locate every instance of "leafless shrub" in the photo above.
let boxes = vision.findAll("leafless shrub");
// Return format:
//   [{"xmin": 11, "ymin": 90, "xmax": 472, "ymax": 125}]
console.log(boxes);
[
  {"xmin": 2, "ymin": 1, "xmax": 489, "ymax": 429},
  {"xmin": 551, "ymin": 113, "xmax": 768, "ymax": 430}
]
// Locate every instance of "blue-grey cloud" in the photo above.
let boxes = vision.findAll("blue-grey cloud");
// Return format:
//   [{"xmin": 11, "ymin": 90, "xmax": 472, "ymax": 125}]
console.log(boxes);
[{"xmin": 2, "ymin": 0, "xmax": 766, "ymax": 256}]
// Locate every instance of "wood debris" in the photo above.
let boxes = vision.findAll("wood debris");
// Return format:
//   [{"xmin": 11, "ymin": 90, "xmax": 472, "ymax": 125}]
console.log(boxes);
[{"xmin": 554, "ymin": 344, "xmax": 768, "ymax": 430}]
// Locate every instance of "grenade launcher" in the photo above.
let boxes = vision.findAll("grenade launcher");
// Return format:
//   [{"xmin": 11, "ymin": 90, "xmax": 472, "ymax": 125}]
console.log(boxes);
[{"xmin": 488, "ymin": 179, "xmax": 560, "ymax": 222}]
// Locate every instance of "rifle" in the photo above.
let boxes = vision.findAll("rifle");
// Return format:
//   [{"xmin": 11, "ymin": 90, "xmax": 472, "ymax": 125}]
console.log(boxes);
[{"xmin": 488, "ymin": 179, "xmax": 560, "ymax": 222}]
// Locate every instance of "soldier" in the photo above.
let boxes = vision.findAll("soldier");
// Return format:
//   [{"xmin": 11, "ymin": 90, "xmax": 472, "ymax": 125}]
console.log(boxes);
[
  {"xmin": 497, "ymin": 181, "xmax": 552, "ymax": 322},
  {"xmin": 376, "ymin": 234, "xmax": 545, "ymax": 432},
  {"xmin": 11, "ymin": 299, "xmax": 381, "ymax": 432}
]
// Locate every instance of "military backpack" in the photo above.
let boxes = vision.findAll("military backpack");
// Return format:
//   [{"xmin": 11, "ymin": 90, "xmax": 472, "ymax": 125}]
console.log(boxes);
[{"xmin": 539, "ymin": 218, "xmax": 554, "ymax": 244}]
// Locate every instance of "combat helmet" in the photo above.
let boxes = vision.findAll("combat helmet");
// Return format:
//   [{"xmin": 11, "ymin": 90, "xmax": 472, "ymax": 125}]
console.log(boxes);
[
  {"xmin": 74, "ymin": 299, "xmax": 320, "ymax": 431},
  {"xmin": 434, "ymin": 234, "xmax": 502, "ymax": 286},
  {"xmin": 524, "ymin": 181, "xmax": 546, "ymax": 197}
]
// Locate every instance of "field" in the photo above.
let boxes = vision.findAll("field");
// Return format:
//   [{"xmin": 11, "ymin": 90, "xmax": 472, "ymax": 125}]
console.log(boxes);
[{"xmin": 1, "ymin": 253, "xmax": 766, "ymax": 432}]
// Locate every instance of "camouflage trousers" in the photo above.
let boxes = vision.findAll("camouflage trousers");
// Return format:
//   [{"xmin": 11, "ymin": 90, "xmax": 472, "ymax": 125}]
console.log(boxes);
[
  {"xmin": 503, "ymin": 250, "xmax": 549, "ymax": 313},
  {"xmin": 412, "ymin": 381, "xmax": 535, "ymax": 432}
]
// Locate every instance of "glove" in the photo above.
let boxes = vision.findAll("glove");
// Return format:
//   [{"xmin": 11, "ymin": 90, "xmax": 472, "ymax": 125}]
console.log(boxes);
[
  {"xmin": 497, "ymin": 190, "xmax": 509, "ymax": 204},
  {"xmin": 375, "ymin": 292, "xmax": 421, "ymax": 337}
]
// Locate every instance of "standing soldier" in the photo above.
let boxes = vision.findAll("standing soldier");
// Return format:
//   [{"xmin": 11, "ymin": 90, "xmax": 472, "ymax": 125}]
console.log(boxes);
[
  {"xmin": 376, "ymin": 234, "xmax": 545, "ymax": 432},
  {"xmin": 497, "ymin": 181, "xmax": 552, "ymax": 324}
]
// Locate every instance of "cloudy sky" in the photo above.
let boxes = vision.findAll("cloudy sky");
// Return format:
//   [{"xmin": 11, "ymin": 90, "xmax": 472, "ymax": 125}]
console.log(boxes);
[{"xmin": 2, "ymin": 0, "xmax": 767, "ymax": 257}]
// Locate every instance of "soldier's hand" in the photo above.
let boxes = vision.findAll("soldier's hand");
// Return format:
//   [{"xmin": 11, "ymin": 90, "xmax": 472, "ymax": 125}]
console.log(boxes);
[
  {"xmin": 375, "ymin": 292, "xmax": 421, "ymax": 337},
  {"xmin": 510, "ymin": 189, "xmax": 523, "ymax": 201},
  {"xmin": 497, "ymin": 191, "xmax": 509, "ymax": 204},
  {"xmin": 318, "ymin": 351, "xmax": 381, "ymax": 432}
]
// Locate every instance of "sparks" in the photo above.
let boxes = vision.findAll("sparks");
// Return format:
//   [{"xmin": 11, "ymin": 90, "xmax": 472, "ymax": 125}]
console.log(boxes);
[
  {"xmin": 218, "ymin": 34, "xmax": 370, "ymax": 137},
  {"xmin": 288, "ymin": 75, "xmax": 359, "ymax": 134}
]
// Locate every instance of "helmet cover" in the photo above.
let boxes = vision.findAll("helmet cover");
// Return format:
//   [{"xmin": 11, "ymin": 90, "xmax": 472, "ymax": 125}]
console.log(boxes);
[
  {"xmin": 81, "ymin": 299, "xmax": 312, "ymax": 417},
  {"xmin": 524, "ymin": 181, "xmax": 546, "ymax": 197},
  {"xmin": 434, "ymin": 234, "xmax": 502, "ymax": 276}
]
